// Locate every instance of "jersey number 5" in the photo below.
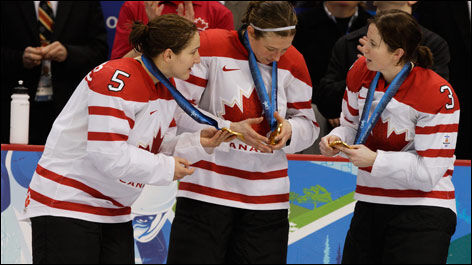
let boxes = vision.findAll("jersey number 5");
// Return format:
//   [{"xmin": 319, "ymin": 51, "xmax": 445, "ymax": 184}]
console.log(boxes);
[
  {"xmin": 108, "ymin": 70, "xmax": 130, "ymax": 92},
  {"xmin": 440, "ymin": 85, "xmax": 454, "ymax": 110}
]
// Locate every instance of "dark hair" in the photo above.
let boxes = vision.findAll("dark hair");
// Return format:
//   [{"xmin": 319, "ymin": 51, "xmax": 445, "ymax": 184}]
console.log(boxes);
[
  {"xmin": 369, "ymin": 9, "xmax": 433, "ymax": 68},
  {"xmin": 129, "ymin": 14, "xmax": 197, "ymax": 58},
  {"xmin": 242, "ymin": 1, "xmax": 297, "ymax": 39}
]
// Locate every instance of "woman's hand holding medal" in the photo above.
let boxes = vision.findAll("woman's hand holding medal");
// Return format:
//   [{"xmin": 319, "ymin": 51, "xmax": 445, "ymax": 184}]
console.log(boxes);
[
  {"xmin": 269, "ymin": 112, "xmax": 292, "ymax": 150},
  {"xmin": 320, "ymin": 135, "xmax": 377, "ymax": 167},
  {"xmin": 200, "ymin": 127, "xmax": 236, "ymax": 148},
  {"xmin": 229, "ymin": 117, "xmax": 272, "ymax": 153}
]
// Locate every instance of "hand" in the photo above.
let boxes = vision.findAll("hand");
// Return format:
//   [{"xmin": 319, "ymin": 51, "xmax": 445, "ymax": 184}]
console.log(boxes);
[
  {"xmin": 328, "ymin": 118, "xmax": 340, "ymax": 128},
  {"xmin": 41, "ymin": 41, "xmax": 68, "ymax": 62},
  {"xmin": 22, "ymin": 46, "xmax": 43, "ymax": 68},
  {"xmin": 319, "ymin": 135, "xmax": 342, "ymax": 157},
  {"xmin": 270, "ymin": 112, "xmax": 292, "ymax": 151},
  {"xmin": 144, "ymin": 1, "xmax": 165, "ymax": 21},
  {"xmin": 176, "ymin": 2, "xmax": 195, "ymax": 23},
  {"xmin": 173, "ymin": 156, "xmax": 195, "ymax": 180},
  {"xmin": 356, "ymin": 36, "xmax": 368, "ymax": 58},
  {"xmin": 230, "ymin": 117, "xmax": 272, "ymax": 153},
  {"xmin": 338, "ymin": 144, "xmax": 377, "ymax": 168},
  {"xmin": 200, "ymin": 127, "xmax": 236, "ymax": 148}
]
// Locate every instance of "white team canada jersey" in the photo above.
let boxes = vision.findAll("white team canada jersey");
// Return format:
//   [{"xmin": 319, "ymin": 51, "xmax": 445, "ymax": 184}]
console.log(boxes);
[
  {"xmin": 331, "ymin": 57, "xmax": 460, "ymax": 213},
  {"xmin": 23, "ymin": 58, "xmax": 205, "ymax": 223},
  {"xmin": 173, "ymin": 29, "xmax": 320, "ymax": 210}
]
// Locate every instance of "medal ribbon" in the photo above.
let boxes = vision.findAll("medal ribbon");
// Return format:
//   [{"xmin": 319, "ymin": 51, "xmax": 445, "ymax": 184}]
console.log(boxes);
[
  {"xmin": 242, "ymin": 30, "xmax": 278, "ymax": 131},
  {"xmin": 354, "ymin": 62, "xmax": 412, "ymax": 144},
  {"xmin": 141, "ymin": 55, "xmax": 221, "ymax": 129}
]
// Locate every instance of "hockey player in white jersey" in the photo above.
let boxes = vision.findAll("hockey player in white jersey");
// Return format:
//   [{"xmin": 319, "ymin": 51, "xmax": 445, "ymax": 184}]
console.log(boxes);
[
  {"xmin": 167, "ymin": 2, "xmax": 320, "ymax": 264},
  {"xmin": 320, "ymin": 10, "xmax": 459, "ymax": 264},
  {"xmin": 23, "ymin": 14, "xmax": 233, "ymax": 263}
]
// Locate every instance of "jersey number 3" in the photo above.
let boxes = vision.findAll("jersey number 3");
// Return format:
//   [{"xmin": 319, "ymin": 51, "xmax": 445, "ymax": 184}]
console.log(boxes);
[{"xmin": 440, "ymin": 85, "xmax": 454, "ymax": 110}]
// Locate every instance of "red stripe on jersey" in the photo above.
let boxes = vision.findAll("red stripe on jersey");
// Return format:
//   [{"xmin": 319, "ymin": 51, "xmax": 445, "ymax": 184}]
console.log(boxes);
[
  {"xmin": 356, "ymin": 185, "xmax": 455, "ymax": 199},
  {"xmin": 344, "ymin": 115, "xmax": 354, "ymax": 124},
  {"xmin": 443, "ymin": 169, "xmax": 454, "ymax": 177},
  {"xmin": 415, "ymin": 124, "xmax": 459, "ymax": 134},
  {"xmin": 313, "ymin": 121, "xmax": 320, "ymax": 127},
  {"xmin": 185, "ymin": 74, "xmax": 208, "ymax": 87},
  {"xmin": 287, "ymin": 101, "xmax": 312, "ymax": 109},
  {"xmin": 344, "ymin": 92, "xmax": 359, "ymax": 117},
  {"xmin": 179, "ymin": 182, "xmax": 289, "ymax": 204},
  {"xmin": 88, "ymin": 132, "xmax": 128, "ymax": 141},
  {"xmin": 417, "ymin": 149, "xmax": 455, "ymax": 158},
  {"xmin": 191, "ymin": 160, "xmax": 288, "ymax": 180},
  {"xmin": 29, "ymin": 188, "xmax": 131, "ymax": 216},
  {"xmin": 88, "ymin": 106, "xmax": 135, "ymax": 129},
  {"xmin": 35, "ymin": 164, "xmax": 126, "ymax": 208}
]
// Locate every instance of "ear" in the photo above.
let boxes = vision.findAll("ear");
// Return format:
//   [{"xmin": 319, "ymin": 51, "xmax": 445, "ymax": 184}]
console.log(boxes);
[
  {"xmin": 247, "ymin": 25, "xmax": 256, "ymax": 39},
  {"xmin": 392, "ymin": 48, "xmax": 405, "ymax": 64},
  {"xmin": 162, "ymin": 48, "xmax": 174, "ymax": 62}
]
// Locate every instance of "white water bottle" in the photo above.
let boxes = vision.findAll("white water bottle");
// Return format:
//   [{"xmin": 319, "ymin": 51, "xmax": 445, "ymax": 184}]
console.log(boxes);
[{"xmin": 10, "ymin": 80, "xmax": 30, "ymax": 144}]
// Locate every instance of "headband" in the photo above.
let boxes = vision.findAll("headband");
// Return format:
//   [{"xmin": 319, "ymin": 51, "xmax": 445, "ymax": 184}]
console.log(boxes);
[{"xmin": 249, "ymin": 23, "xmax": 296, "ymax": 32}]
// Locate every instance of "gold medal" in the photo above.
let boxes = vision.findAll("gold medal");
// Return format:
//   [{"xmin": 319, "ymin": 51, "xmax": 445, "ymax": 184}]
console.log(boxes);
[
  {"xmin": 329, "ymin": 140, "xmax": 352, "ymax": 149},
  {"xmin": 222, "ymin": 127, "xmax": 244, "ymax": 140},
  {"xmin": 269, "ymin": 123, "xmax": 283, "ymax": 145}
]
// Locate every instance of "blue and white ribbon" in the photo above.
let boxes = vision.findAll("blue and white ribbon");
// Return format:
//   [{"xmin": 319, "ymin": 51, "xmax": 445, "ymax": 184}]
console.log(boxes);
[
  {"xmin": 354, "ymin": 62, "xmax": 412, "ymax": 144},
  {"xmin": 242, "ymin": 30, "xmax": 278, "ymax": 131},
  {"xmin": 141, "ymin": 55, "xmax": 220, "ymax": 129}
]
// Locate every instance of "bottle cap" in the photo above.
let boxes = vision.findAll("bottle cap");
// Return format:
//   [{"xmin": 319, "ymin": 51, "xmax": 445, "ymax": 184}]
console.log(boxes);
[{"xmin": 13, "ymin": 80, "xmax": 28, "ymax": 94}]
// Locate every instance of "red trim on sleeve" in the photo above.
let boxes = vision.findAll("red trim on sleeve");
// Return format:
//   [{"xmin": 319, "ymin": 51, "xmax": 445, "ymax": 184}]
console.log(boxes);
[
  {"xmin": 88, "ymin": 106, "xmax": 135, "ymax": 129},
  {"xmin": 415, "ymin": 124, "xmax": 459, "ymax": 134},
  {"xmin": 88, "ymin": 132, "xmax": 128, "ymax": 142}
]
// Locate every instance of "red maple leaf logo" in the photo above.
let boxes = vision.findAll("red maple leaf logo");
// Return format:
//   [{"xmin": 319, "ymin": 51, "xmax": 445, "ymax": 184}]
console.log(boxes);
[
  {"xmin": 364, "ymin": 118, "xmax": 409, "ymax": 152},
  {"xmin": 222, "ymin": 88, "xmax": 270, "ymax": 136},
  {"xmin": 194, "ymin": 17, "xmax": 209, "ymax": 31},
  {"xmin": 139, "ymin": 129, "xmax": 163, "ymax": 155},
  {"xmin": 360, "ymin": 118, "xmax": 409, "ymax": 172}
]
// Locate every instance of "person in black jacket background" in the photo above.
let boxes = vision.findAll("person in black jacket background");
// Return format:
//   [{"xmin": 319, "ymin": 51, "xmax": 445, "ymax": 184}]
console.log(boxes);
[
  {"xmin": 1, "ymin": 1, "xmax": 108, "ymax": 145},
  {"xmin": 292, "ymin": 1, "xmax": 371, "ymax": 153},
  {"xmin": 316, "ymin": 1, "xmax": 450, "ymax": 136}
]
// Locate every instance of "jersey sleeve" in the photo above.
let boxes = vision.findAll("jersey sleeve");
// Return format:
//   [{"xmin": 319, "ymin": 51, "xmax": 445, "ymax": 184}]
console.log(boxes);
[
  {"xmin": 329, "ymin": 57, "xmax": 366, "ymax": 144},
  {"xmin": 282, "ymin": 49, "xmax": 320, "ymax": 154},
  {"xmin": 84, "ymin": 61, "xmax": 175, "ymax": 186}
]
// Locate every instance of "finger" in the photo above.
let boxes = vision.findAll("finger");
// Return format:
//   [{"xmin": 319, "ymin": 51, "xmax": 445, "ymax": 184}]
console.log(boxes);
[
  {"xmin": 273, "ymin": 111, "xmax": 284, "ymax": 123},
  {"xmin": 247, "ymin": 116, "xmax": 264, "ymax": 125},
  {"xmin": 156, "ymin": 2, "xmax": 164, "ymax": 16},
  {"xmin": 177, "ymin": 3, "xmax": 184, "ymax": 16},
  {"xmin": 185, "ymin": 1, "xmax": 195, "ymax": 18}
]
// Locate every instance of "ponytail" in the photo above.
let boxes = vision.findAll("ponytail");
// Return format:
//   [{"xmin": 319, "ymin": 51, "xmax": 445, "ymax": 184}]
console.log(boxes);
[
  {"xmin": 128, "ymin": 14, "xmax": 197, "ymax": 59},
  {"xmin": 415, "ymin": 45, "xmax": 433, "ymax": 69}
]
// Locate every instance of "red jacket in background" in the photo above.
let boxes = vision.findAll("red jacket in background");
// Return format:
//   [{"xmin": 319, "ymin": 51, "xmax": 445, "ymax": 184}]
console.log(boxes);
[{"xmin": 111, "ymin": 1, "xmax": 234, "ymax": 59}]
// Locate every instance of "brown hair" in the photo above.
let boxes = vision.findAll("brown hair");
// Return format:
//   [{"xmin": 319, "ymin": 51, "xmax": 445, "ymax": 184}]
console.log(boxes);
[
  {"xmin": 129, "ymin": 14, "xmax": 197, "ymax": 58},
  {"xmin": 242, "ymin": 1, "xmax": 297, "ymax": 39},
  {"xmin": 369, "ymin": 9, "xmax": 433, "ymax": 68}
]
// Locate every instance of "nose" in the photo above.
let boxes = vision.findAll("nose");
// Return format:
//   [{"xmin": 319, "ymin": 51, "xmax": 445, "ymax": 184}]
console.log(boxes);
[
  {"xmin": 271, "ymin": 51, "xmax": 283, "ymax": 62},
  {"xmin": 194, "ymin": 51, "xmax": 201, "ymax": 64}
]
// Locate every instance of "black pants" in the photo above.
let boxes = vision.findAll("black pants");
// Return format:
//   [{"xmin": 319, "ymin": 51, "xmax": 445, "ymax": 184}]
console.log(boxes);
[
  {"xmin": 31, "ymin": 216, "xmax": 135, "ymax": 264},
  {"xmin": 167, "ymin": 197, "xmax": 289, "ymax": 264},
  {"xmin": 342, "ymin": 201, "xmax": 456, "ymax": 264}
]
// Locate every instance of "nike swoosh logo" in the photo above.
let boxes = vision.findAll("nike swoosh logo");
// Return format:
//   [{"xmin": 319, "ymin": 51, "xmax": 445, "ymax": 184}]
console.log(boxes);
[
  {"xmin": 150, "ymin": 110, "xmax": 158, "ymax": 115},
  {"xmin": 223, "ymin": 65, "xmax": 240, "ymax": 72}
]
